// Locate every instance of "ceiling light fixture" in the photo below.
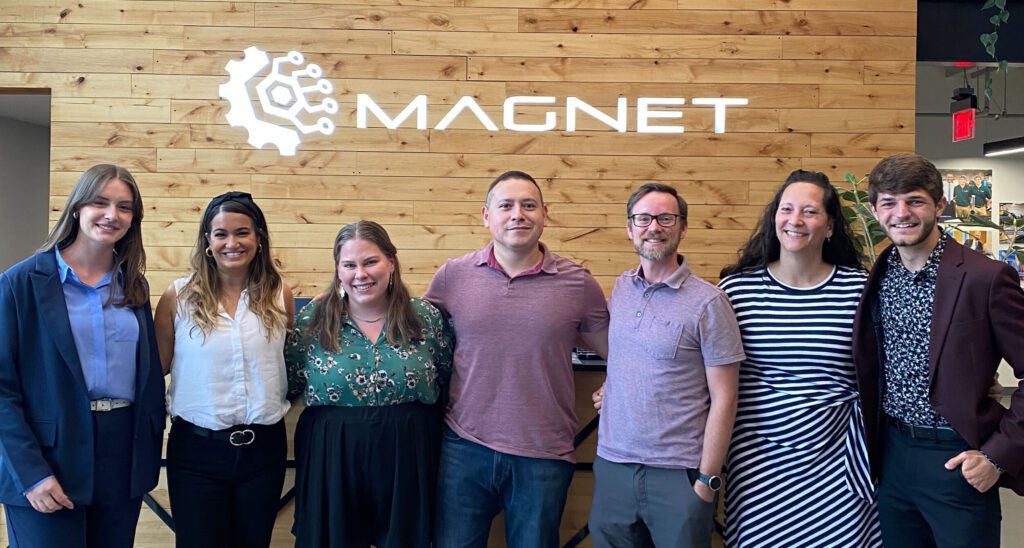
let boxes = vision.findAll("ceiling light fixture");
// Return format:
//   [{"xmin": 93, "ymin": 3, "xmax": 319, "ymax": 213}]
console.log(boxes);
[{"xmin": 983, "ymin": 136, "xmax": 1024, "ymax": 157}]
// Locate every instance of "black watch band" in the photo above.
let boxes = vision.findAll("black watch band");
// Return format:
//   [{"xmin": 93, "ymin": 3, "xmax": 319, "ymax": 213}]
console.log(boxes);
[{"xmin": 698, "ymin": 472, "xmax": 723, "ymax": 492}]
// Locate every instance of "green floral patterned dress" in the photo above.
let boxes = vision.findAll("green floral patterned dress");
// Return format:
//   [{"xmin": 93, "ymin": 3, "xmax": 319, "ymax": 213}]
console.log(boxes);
[{"xmin": 286, "ymin": 297, "xmax": 453, "ymax": 407}]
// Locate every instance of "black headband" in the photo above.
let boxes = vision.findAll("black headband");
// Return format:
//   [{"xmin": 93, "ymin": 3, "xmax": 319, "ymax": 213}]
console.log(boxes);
[{"xmin": 203, "ymin": 191, "xmax": 268, "ymax": 232}]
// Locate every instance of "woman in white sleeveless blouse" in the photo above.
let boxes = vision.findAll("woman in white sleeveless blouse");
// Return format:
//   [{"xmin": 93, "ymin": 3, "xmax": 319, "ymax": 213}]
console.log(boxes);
[{"xmin": 155, "ymin": 192, "xmax": 295, "ymax": 548}]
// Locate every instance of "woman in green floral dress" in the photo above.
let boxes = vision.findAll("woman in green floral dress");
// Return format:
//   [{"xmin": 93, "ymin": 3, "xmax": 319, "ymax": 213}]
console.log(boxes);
[{"xmin": 286, "ymin": 221, "xmax": 453, "ymax": 548}]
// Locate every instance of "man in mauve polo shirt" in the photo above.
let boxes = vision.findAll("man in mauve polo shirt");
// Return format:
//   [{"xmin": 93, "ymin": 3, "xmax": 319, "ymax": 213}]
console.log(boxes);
[
  {"xmin": 425, "ymin": 170, "xmax": 610, "ymax": 548},
  {"xmin": 590, "ymin": 182, "xmax": 743, "ymax": 548}
]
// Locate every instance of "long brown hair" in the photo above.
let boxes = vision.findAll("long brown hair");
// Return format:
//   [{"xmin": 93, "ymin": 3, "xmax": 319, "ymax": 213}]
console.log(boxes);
[
  {"xmin": 180, "ymin": 192, "xmax": 286, "ymax": 337},
  {"xmin": 39, "ymin": 164, "xmax": 149, "ymax": 307},
  {"xmin": 306, "ymin": 221, "xmax": 421, "ymax": 352}
]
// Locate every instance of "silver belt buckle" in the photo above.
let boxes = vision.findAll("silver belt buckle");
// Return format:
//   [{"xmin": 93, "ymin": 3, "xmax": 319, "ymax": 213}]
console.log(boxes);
[{"xmin": 229, "ymin": 429, "xmax": 255, "ymax": 446}]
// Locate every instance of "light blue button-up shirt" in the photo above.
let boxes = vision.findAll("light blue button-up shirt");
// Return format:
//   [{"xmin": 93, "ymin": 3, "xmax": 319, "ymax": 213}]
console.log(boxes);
[{"xmin": 55, "ymin": 248, "xmax": 138, "ymax": 401}]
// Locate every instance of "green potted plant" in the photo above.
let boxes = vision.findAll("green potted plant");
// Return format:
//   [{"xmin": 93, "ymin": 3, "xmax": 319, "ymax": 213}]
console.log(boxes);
[{"xmin": 837, "ymin": 173, "xmax": 889, "ymax": 266}]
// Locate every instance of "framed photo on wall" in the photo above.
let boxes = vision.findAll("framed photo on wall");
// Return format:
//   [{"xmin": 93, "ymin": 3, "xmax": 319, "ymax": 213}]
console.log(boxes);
[{"xmin": 939, "ymin": 169, "xmax": 993, "ymax": 222}]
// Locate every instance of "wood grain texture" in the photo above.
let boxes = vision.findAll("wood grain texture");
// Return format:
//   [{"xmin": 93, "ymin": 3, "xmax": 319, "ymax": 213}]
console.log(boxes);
[
  {"xmin": 393, "ymin": 30, "xmax": 784, "ymax": 59},
  {"xmin": 0, "ymin": 23, "xmax": 185, "ymax": 50},
  {"xmin": 468, "ymin": 57, "xmax": 865, "ymax": 83},
  {"xmin": 0, "ymin": 72, "xmax": 132, "ymax": 97},
  {"xmin": 153, "ymin": 50, "xmax": 468, "ymax": 80},
  {"xmin": 518, "ymin": 9, "xmax": 915, "ymax": 35},
  {"xmin": 0, "ymin": 47, "xmax": 152, "ymax": 73},
  {"xmin": 0, "ymin": 1, "xmax": 255, "ymax": 26},
  {"xmin": 255, "ymin": 4, "xmax": 518, "ymax": 31},
  {"xmin": 0, "ymin": 0, "xmax": 916, "ymax": 543},
  {"xmin": 675, "ymin": 0, "xmax": 915, "ymax": 10},
  {"xmin": 51, "ymin": 98, "xmax": 171, "ymax": 123},
  {"xmin": 182, "ymin": 26, "xmax": 392, "ymax": 54}
]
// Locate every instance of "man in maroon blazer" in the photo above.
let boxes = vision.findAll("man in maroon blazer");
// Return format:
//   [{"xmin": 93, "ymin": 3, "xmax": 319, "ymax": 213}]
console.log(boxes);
[{"xmin": 853, "ymin": 153, "xmax": 1024, "ymax": 548}]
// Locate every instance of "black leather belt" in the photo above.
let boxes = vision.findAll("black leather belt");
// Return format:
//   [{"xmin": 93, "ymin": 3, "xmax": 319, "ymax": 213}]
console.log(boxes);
[
  {"xmin": 887, "ymin": 416, "xmax": 961, "ymax": 441},
  {"xmin": 174, "ymin": 420, "xmax": 276, "ymax": 447}
]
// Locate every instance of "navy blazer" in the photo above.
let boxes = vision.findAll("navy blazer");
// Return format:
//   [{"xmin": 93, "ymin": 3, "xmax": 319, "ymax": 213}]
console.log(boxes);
[
  {"xmin": 853, "ymin": 239, "xmax": 1024, "ymax": 495},
  {"xmin": 0, "ymin": 250, "xmax": 166, "ymax": 506}
]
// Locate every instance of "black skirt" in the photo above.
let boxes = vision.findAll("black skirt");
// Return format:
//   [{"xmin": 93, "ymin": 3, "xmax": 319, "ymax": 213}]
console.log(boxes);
[{"xmin": 292, "ymin": 401, "xmax": 442, "ymax": 548}]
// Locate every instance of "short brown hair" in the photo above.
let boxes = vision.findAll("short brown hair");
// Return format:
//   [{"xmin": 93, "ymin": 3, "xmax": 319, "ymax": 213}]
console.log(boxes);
[
  {"xmin": 626, "ymin": 182, "xmax": 688, "ymax": 226},
  {"xmin": 868, "ymin": 153, "xmax": 943, "ymax": 205}
]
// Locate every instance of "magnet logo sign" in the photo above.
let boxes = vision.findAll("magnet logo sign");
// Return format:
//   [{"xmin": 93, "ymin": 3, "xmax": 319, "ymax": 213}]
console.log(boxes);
[
  {"xmin": 219, "ymin": 46, "xmax": 338, "ymax": 156},
  {"xmin": 220, "ymin": 47, "xmax": 749, "ymax": 156}
]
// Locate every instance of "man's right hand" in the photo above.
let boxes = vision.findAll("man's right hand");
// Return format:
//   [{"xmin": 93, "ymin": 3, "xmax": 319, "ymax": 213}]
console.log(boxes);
[
  {"xmin": 592, "ymin": 384, "xmax": 605, "ymax": 413},
  {"xmin": 26, "ymin": 477, "xmax": 74, "ymax": 513}
]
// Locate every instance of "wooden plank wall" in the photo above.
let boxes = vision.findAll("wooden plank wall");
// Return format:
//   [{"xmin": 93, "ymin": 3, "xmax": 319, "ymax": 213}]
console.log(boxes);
[{"xmin": 0, "ymin": 0, "xmax": 916, "ymax": 546}]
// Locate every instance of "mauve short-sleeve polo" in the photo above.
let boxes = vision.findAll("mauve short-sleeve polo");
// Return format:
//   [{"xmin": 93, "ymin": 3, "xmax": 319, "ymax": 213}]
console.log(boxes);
[
  {"xmin": 424, "ymin": 243, "xmax": 609, "ymax": 462},
  {"xmin": 598, "ymin": 257, "xmax": 744, "ymax": 469}
]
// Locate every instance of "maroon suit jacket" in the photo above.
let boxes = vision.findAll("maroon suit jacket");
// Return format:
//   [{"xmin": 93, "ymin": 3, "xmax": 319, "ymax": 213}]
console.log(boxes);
[{"xmin": 853, "ymin": 238, "xmax": 1024, "ymax": 495}]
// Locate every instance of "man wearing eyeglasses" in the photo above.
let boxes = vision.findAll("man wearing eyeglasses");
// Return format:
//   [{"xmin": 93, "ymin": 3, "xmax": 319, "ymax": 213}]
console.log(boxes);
[{"xmin": 589, "ymin": 182, "xmax": 743, "ymax": 547}]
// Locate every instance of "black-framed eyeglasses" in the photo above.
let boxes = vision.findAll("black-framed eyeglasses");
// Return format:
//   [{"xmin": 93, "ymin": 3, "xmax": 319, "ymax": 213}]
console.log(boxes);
[{"xmin": 629, "ymin": 214, "xmax": 681, "ymax": 227}]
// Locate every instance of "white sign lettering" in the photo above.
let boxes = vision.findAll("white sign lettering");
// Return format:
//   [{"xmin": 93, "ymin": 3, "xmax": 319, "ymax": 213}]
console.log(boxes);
[{"xmin": 220, "ymin": 47, "xmax": 749, "ymax": 155}]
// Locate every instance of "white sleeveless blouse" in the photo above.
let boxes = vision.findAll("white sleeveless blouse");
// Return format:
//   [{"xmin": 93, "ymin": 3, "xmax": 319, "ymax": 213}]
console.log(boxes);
[{"xmin": 165, "ymin": 276, "xmax": 290, "ymax": 430}]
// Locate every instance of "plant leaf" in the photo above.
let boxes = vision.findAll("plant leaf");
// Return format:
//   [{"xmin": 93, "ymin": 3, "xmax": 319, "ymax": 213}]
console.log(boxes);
[
  {"xmin": 981, "ymin": 34, "xmax": 991, "ymax": 46},
  {"xmin": 982, "ymin": 0, "xmax": 997, "ymax": 9},
  {"xmin": 841, "ymin": 190, "xmax": 857, "ymax": 202},
  {"xmin": 1001, "ymin": 10, "xmax": 1009, "ymax": 23},
  {"xmin": 854, "ymin": 203, "xmax": 877, "ymax": 221},
  {"xmin": 995, "ymin": 0, "xmax": 1006, "ymax": 9},
  {"xmin": 991, "ymin": 14, "xmax": 1002, "ymax": 24},
  {"xmin": 1000, "ymin": 60, "xmax": 1009, "ymax": 72},
  {"xmin": 967, "ymin": 215, "xmax": 1002, "ymax": 230},
  {"xmin": 844, "ymin": 173, "xmax": 858, "ymax": 185},
  {"xmin": 986, "ymin": 45, "xmax": 996, "ymax": 57}
]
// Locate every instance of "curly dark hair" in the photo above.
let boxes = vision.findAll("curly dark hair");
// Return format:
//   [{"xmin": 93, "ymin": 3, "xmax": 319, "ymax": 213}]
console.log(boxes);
[{"xmin": 721, "ymin": 170, "xmax": 864, "ymax": 277}]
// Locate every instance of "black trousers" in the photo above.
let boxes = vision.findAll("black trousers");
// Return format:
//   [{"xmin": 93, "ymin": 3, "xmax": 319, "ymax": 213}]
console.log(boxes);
[
  {"xmin": 4, "ymin": 406, "xmax": 142, "ymax": 548},
  {"xmin": 877, "ymin": 423, "xmax": 1001, "ymax": 548},
  {"xmin": 166, "ymin": 419, "xmax": 287, "ymax": 548}
]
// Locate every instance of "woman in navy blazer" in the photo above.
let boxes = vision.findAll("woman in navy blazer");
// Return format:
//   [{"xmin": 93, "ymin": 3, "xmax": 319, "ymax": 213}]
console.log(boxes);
[{"xmin": 0, "ymin": 164, "xmax": 166, "ymax": 548}]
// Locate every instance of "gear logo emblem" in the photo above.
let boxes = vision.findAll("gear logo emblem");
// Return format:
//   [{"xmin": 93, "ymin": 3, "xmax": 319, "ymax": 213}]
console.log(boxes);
[{"xmin": 219, "ymin": 46, "xmax": 339, "ymax": 156}]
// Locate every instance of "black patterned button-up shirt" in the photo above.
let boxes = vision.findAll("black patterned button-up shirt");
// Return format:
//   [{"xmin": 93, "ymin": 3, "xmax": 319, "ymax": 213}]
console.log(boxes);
[{"xmin": 879, "ymin": 232, "xmax": 950, "ymax": 426}]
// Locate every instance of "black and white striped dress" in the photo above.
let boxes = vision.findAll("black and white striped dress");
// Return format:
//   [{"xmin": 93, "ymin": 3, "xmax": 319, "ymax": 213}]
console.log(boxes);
[{"xmin": 718, "ymin": 266, "xmax": 882, "ymax": 548}]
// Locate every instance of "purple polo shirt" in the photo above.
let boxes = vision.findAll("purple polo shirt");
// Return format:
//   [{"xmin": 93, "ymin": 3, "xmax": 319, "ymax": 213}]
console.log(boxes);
[
  {"xmin": 424, "ymin": 243, "xmax": 609, "ymax": 462},
  {"xmin": 598, "ymin": 257, "xmax": 744, "ymax": 469}
]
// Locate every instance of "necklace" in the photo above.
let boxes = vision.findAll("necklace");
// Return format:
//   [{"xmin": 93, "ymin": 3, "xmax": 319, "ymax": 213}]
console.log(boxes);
[{"xmin": 349, "ymin": 312, "xmax": 383, "ymax": 323}]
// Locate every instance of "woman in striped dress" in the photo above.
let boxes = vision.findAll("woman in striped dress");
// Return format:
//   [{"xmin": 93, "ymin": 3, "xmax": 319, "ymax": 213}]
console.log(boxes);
[{"xmin": 718, "ymin": 170, "xmax": 882, "ymax": 547}]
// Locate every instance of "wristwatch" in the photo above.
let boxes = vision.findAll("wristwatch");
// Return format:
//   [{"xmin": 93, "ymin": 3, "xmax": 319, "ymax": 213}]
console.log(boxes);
[{"xmin": 697, "ymin": 472, "xmax": 723, "ymax": 492}]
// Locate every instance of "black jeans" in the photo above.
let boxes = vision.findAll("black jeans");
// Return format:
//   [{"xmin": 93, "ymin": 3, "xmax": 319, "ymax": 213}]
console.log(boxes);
[
  {"xmin": 167, "ymin": 419, "xmax": 287, "ymax": 548},
  {"xmin": 877, "ymin": 423, "xmax": 1001, "ymax": 548}
]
